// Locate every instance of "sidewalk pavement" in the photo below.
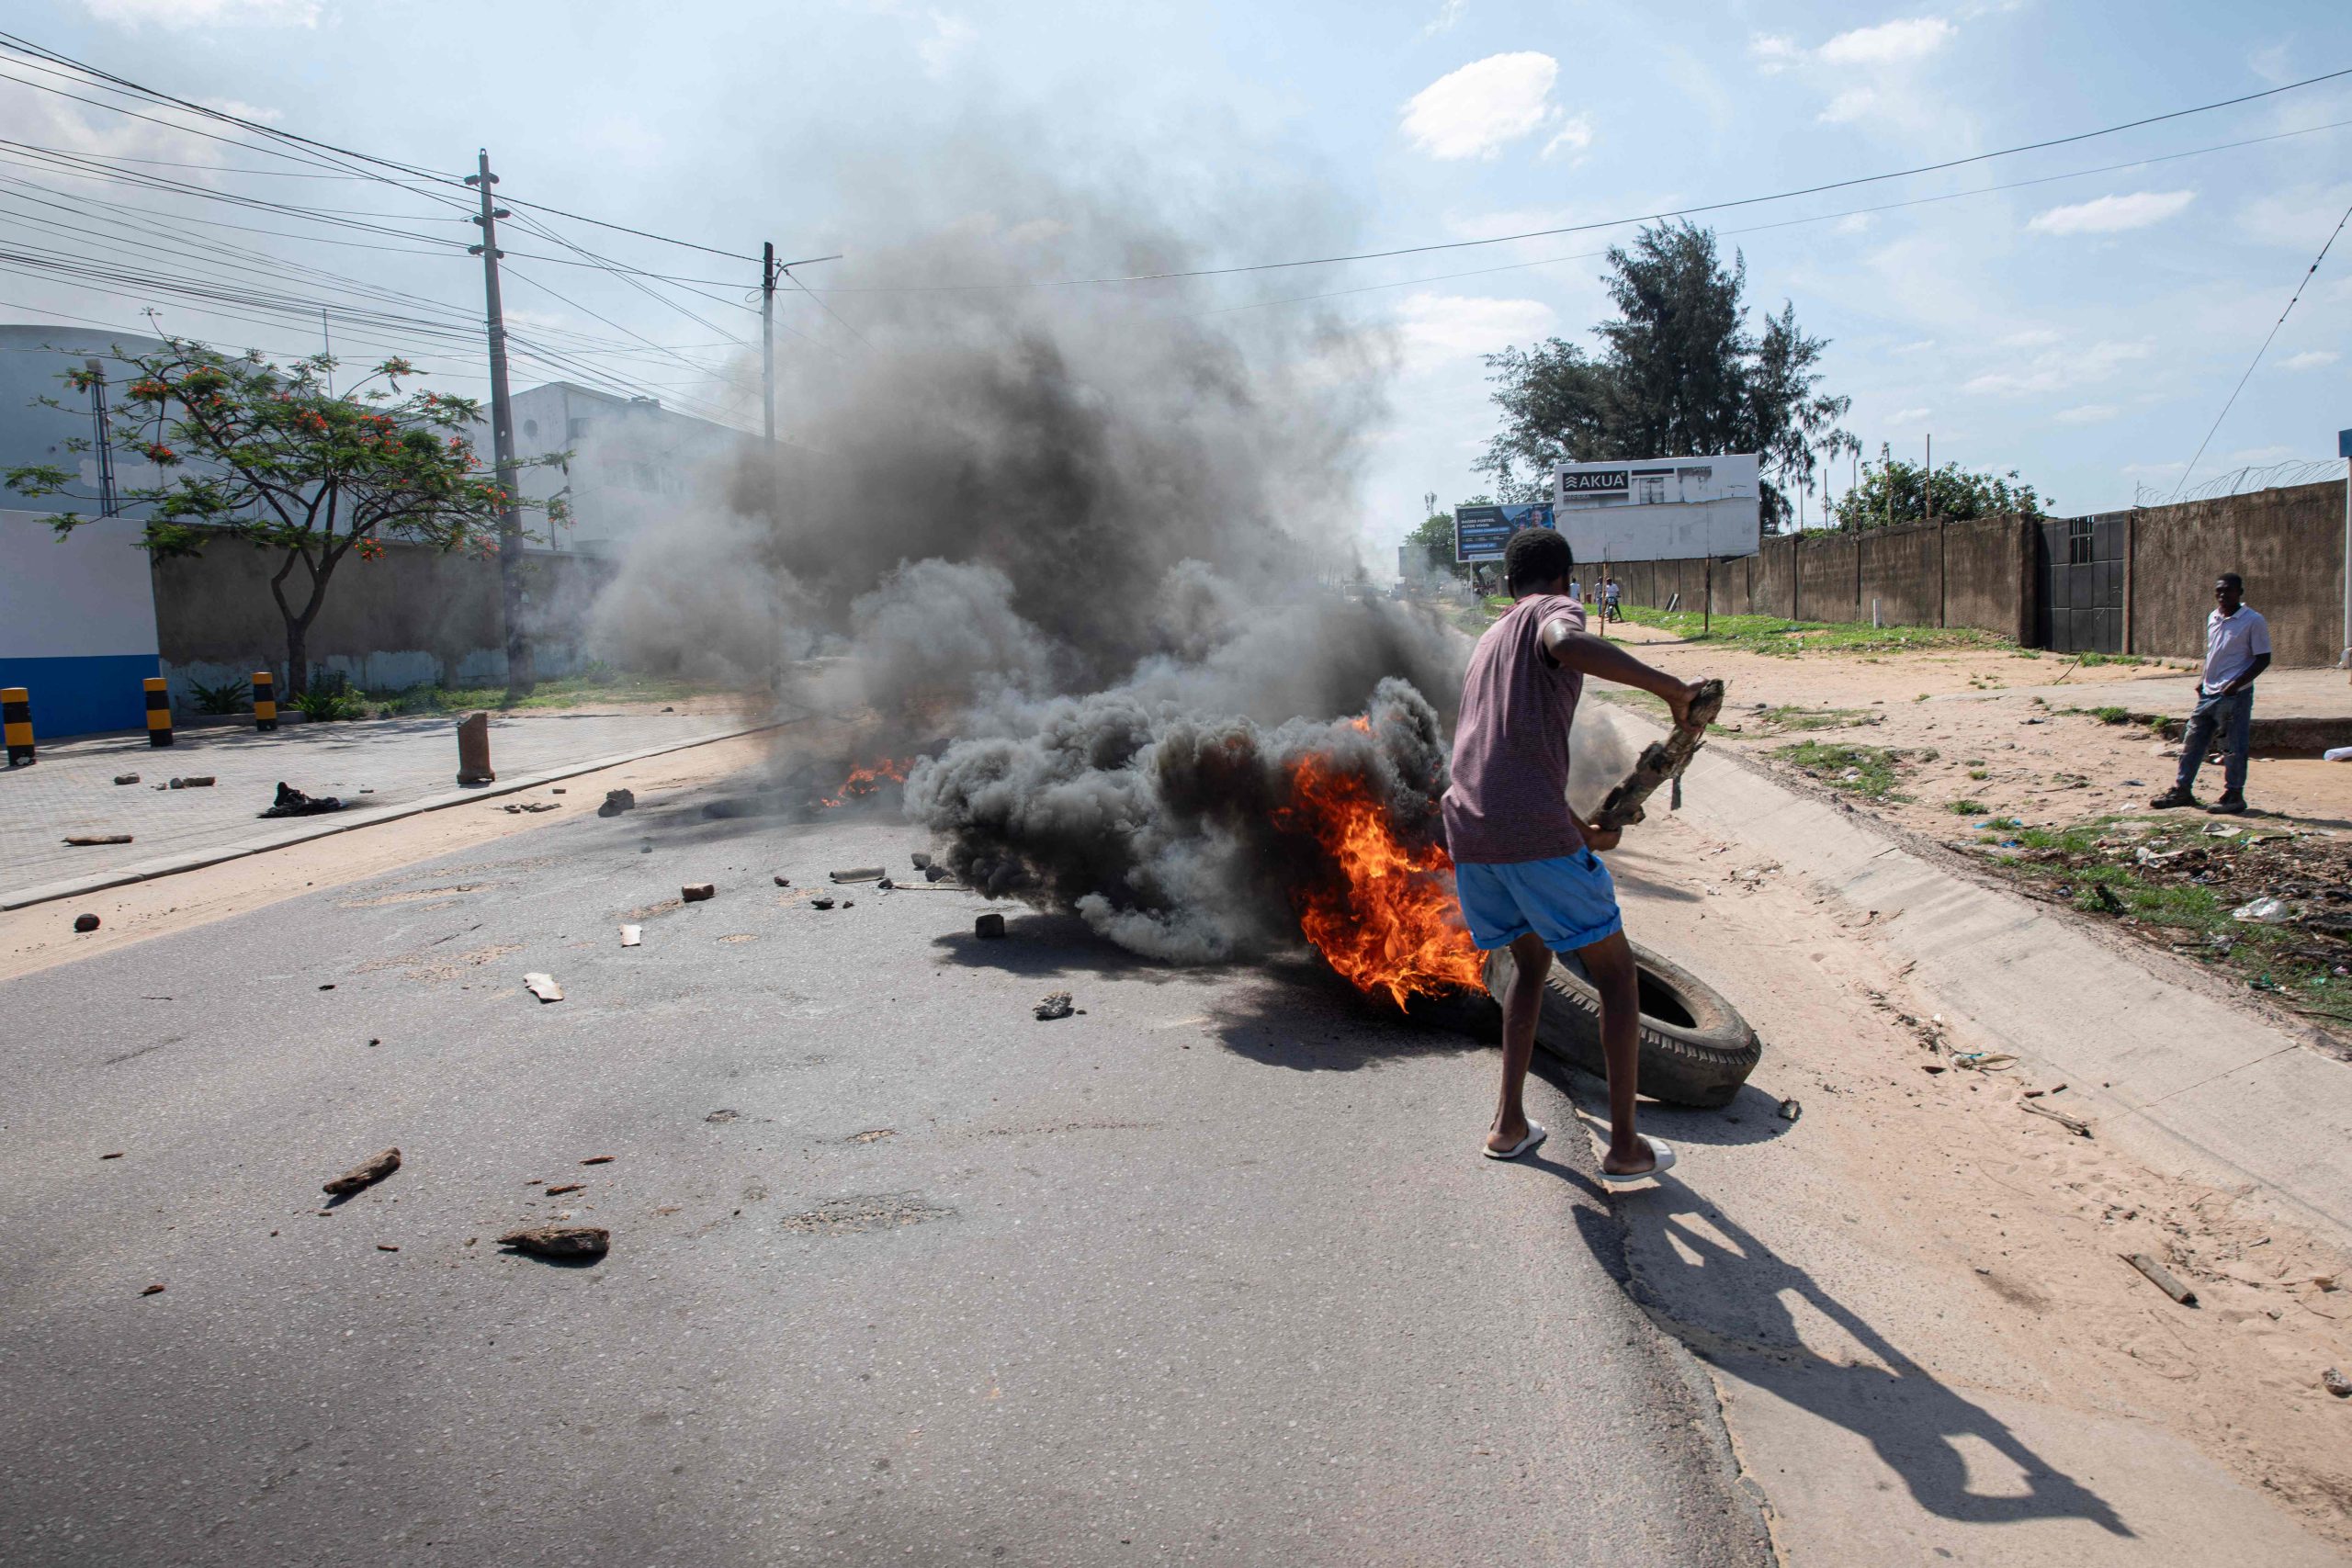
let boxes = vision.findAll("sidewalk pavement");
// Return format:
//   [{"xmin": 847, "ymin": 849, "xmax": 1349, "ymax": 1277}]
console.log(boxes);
[
  {"xmin": 1620, "ymin": 705, "xmax": 2352, "ymax": 1247},
  {"xmin": 1, "ymin": 708, "xmax": 756, "ymax": 907}
]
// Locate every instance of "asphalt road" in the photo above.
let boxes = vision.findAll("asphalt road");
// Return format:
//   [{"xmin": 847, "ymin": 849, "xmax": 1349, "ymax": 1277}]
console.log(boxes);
[{"xmin": 0, "ymin": 784, "xmax": 1769, "ymax": 1566}]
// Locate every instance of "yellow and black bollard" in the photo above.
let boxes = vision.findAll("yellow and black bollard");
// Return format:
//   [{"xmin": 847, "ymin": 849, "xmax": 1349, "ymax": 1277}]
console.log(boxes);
[
  {"xmin": 144, "ymin": 676, "xmax": 173, "ymax": 748},
  {"xmin": 3, "ymin": 686, "xmax": 32, "ymax": 766},
  {"xmin": 253, "ymin": 670, "xmax": 277, "ymax": 732}
]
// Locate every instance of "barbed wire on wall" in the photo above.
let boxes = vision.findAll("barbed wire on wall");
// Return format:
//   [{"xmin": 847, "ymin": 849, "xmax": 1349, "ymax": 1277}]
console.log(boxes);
[{"xmin": 2136, "ymin": 457, "xmax": 2346, "ymax": 506}]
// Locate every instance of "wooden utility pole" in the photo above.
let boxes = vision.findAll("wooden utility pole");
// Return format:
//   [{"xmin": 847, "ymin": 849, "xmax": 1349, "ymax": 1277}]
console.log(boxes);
[
  {"xmin": 468, "ymin": 150, "xmax": 532, "ymax": 695},
  {"xmin": 761, "ymin": 241, "xmax": 778, "ymax": 444}
]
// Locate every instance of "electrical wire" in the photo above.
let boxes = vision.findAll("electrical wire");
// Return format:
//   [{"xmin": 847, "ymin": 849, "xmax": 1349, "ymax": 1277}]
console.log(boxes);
[{"xmin": 2169, "ymin": 195, "xmax": 2352, "ymax": 500}]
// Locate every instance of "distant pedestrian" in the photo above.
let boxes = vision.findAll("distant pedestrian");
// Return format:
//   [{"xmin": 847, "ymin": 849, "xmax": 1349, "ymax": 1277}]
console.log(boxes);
[
  {"xmin": 2151, "ymin": 572, "xmax": 2270, "ymax": 816},
  {"xmin": 1568, "ymin": 574, "xmax": 1583, "ymax": 604}
]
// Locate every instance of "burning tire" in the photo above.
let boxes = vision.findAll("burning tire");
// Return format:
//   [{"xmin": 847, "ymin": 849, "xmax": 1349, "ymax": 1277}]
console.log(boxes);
[{"xmin": 1481, "ymin": 942, "xmax": 1759, "ymax": 1109}]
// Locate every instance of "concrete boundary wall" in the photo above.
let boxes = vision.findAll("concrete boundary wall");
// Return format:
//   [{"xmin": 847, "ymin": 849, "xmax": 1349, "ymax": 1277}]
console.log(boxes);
[
  {"xmin": 152, "ymin": 535, "xmax": 614, "ymax": 705},
  {"xmin": 1606, "ymin": 479, "xmax": 2346, "ymax": 664}
]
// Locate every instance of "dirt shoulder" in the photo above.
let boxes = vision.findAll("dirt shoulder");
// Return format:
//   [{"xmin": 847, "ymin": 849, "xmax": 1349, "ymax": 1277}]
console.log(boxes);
[
  {"xmin": 1596, "ymin": 620, "xmax": 2352, "ymax": 1045},
  {"xmin": 1577, "ymin": 744, "xmax": 2352, "ymax": 1560}
]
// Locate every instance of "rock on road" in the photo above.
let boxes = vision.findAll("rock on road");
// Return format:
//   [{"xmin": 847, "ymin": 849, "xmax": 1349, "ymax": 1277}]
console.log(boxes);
[{"xmin": 0, "ymin": 792, "xmax": 1768, "ymax": 1565}]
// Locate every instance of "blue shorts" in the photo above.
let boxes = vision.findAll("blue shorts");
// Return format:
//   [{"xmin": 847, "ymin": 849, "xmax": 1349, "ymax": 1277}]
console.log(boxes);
[{"xmin": 1454, "ymin": 851, "xmax": 1623, "ymax": 953}]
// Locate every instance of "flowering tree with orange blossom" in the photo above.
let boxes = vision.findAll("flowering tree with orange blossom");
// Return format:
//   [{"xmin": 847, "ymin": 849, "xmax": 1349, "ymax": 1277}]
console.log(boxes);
[{"xmin": 6, "ymin": 337, "xmax": 568, "ymax": 697}]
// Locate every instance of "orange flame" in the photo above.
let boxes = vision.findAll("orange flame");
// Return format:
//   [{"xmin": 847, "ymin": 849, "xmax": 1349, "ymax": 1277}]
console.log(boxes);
[
  {"xmin": 1279, "ymin": 751, "xmax": 1485, "ymax": 1009},
  {"xmin": 818, "ymin": 757, "xmax": 911, "ymax": 808}
]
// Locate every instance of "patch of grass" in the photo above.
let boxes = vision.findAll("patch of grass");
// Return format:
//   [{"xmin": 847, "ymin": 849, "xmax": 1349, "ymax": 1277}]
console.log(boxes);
[
  {"xmin": 1757, "ymin": 705, "xmax": 1879, "ymax": 732},
  {"xmin": 1776, "ymin": 739, "xmax": 1907, "ymax": 800},
  {"xmin": 1948, "ymin": 798, "xmax": 1987, "ymax": 815},
  {"xmin": 370, "ymin": 665, "xmax": 717, "ymax": 716},
  {"xmin": 2092, "ymin": 705, "xmax": 2132, "ymax": 725},
  {"xmin": 2075, "ymin": 651, "xmax": 2148, "ymax": 668},
  {"xmin": 291, "ymin": 686, "xmax": 368, "ymax": 722},
  {"xmin": 1615, "ymin": 604, "xmax": 2010, "ymax": 659},
  {"xmin": 1968, "ymin": 768, "xmax": 1990, "ymax": 781},
  {"xmin": 2012, "ymin": 649, "xmax": 2043, "ymax": 660}
]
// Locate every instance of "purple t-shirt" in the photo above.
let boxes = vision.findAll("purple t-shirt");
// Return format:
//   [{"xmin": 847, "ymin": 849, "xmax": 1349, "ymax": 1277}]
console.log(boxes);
[{"xmin": 1442, "ymin": 594, "xmax": 1585, "ymax": 865}]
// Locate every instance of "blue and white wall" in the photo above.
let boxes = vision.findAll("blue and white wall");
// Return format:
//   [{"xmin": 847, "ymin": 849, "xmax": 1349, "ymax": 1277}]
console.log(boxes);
[{"xmin": 0, "ymin": 508, "xmax": 162, "ymax": 738}]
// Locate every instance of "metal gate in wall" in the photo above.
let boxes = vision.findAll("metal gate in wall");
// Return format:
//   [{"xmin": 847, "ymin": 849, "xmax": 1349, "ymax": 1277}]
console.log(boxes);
[{"xmin": 2035, "ymin": 511, "xmax": 2127, "ymax": 654}]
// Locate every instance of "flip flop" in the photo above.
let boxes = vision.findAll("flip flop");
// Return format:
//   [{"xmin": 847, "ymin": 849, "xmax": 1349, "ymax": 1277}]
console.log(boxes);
[
  {"xmin": 1599, "ymin": 1135, "xmax": 1677, "ymax": 1187},
  {"xmin": 1482, "ymin": 1122, "xmax": 1548, "ymax": 1161}
]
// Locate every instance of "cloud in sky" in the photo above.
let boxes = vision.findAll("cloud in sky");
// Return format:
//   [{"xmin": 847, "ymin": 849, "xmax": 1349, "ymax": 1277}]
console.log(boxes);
[
  {"xmin": 2053, "ymin": 404, "xmax": 2118, "ymax": 425},
  {"xmin": 1400, "ymin": 52, "xmax": 1569, "ymax": 161},
  {"xmin": 199, "ymin": 97, "xmax": 283, "ymax": 124},
  {"xmin": 1816, "ymin": 17, "xmax": 1955, "ymax": 65},
  {"xmin": 1419, "ymin": 0, "xmax": 1467, "ymax": 39},
  {"xmin": 1885, "ymin": 406, "xmax": 1932, "ymax": 424},
  {"xmin": 81, "ymin": 0, "xmax": 319, "ymax": 25},
  {"xmin": 2278, "ymin": 350, "xmax": 2340, "ymax": 371},
  {"xmin": 1751, "ymin": 17, "xmax": 1957, "ymax": 125},
  {"xmin": 1962, "ymin": 339, "xmax": 2151, "ymax": 398},
  {"xmin": 1393, "ymin": 291, "xmax": 1554, "ymax": 364},
  {"xmin": 2027, "ymin": 190, "xmax": 2196, "ymax": 235},
  {"xmin": 917, "ymin": 11, "xmax": 977, "ymax": 77},
  {"xmin": 1541, "ymin": 115, "xmax": 1593, "ymax": 162}
]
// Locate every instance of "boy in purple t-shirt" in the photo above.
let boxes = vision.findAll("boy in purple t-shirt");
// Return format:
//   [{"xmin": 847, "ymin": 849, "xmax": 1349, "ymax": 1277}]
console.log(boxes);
[{"xmin": 1442, "ymin": 528, "xmax": 1705, "ymax": 1182}]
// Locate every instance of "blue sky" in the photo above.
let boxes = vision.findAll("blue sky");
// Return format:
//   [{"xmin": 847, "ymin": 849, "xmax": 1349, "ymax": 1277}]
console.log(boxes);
[{"xmin": 4, "ymin": 0, "xmax": 2348, "ymax": 566}]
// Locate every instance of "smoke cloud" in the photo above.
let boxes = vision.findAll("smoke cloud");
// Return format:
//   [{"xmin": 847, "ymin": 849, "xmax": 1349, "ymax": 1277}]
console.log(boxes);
[{"xmin": 583, "ymin": 134, "xmax": 1608, "ymax": 974}]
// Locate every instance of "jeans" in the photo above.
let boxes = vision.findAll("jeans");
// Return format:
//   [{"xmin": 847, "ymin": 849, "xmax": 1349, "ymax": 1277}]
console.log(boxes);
[{"xmin": 2176, "ymin": 686, "xmax": 2252, "ymax": 795}]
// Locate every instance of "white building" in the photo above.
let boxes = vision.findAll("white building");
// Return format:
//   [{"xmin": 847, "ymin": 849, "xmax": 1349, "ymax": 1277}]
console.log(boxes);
[
  {"xmin": 1554, "ymin": 454, "xmax": 1761, "ymax": 563},
  {"xmin": 494, "ymin": 382, "xmax": 757, "ymax": 558},
  {"xmin": 0, "ymin": 325, "xmax": 167, "ymax": 736}
]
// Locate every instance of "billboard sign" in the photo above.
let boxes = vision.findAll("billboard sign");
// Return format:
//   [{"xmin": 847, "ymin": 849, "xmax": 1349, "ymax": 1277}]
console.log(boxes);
[
  {"xmin": 1553, "ymin": 454, "xmax": 1760, "ymax": 563},
  {"xmin": 1454, "ymin": 501, "xmax": 1554, "ymax": 563}
]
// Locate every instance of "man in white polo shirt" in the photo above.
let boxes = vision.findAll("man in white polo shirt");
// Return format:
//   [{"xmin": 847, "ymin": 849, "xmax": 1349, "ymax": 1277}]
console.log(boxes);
[{"xmin": 2152, "ymin": 572, "xmax": 2271, "ymax": 816}]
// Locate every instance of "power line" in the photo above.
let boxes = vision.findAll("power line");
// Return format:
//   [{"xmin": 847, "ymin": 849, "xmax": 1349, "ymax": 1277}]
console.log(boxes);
[
  {"xmin": 1206, "ymin": 113, "xmax": 2352, "ymax": 316},
  {"xmin": 2169, "ymin": 194, "xmax": 2352, "ymax": 501},
  {"xmin": 807, "ymin": 63, "xmax": 2352, "ymax": 293}
]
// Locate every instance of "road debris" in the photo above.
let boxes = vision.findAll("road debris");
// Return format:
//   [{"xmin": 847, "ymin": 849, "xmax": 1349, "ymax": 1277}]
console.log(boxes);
[
  {"xmin": 62, "ymin": 834, "xmax": 132, "ymax": 845},
  {"xmin": 376, "ymin": 1244, "xmax": 400, "ymax": 1252},
  {"xmin": 580, "ymin": 1156, "xmax": 614, "ymax": 1166},
  {"xmin": 598, "ymin": 788, "xmax": 636, "ymax": 817},
  {"xmin": 975, "ymin": 912, "xmax": 1006, "ymax": 939},
  {"xmin": 523, "ymin": 972, "xmax": 565, "ymax": 1003},
  {"xmin": 322, "ymin": 1146, "xmax": 401, "ymax": 1196},
  {"xmin": 456, "ymin": 711, "xmax": 495, "ymax": 785},
  {"xmin": 140, "ymin": 1284, "xmax": 164, "ymax": 1296},
  {"xmin": 168, "ymin": 775, "xmax": 215, "ymax": 788},
  {"xmin": 100, "ymin": 1151, "xmax": 123, "ymax": 1159},
  {"xmin": 810, "ymin": 896, "xmax": 836, "ymax": 910},
  {"xmin": 1035, "ymin": 991, "xmax": 1076, "ymax": 1021},
  {"xmin": 544, "ymin": 1182, "xmax": 583, "ymax": 1196},
  {"xmin": 113, "ymin": 773, "xmax": 139, "ymax": 785},
  {"xmin": 2021, "ymin": 1099, "xmax": 2093, "ymax": 1136},
  {"xmin": 2324, "ymin": 1368, "xmax": 2352, "ymax": 1398},
  {"xmin": 497, "ymin": 1224, "xmax": 609, "ymax": 1259},
  {"xmin": 681, "ymin": 883, "xmax": 716, "ymax": 903},
  {"xmin": 1777, "ymin": 1097, "xmax": 1803, "ymax": 1122},
  {"xmin": 830, "ymin": 866, "xmax": 886, "ymax": 884},
  {"xmin": 260, "ymin": 782, "xmax": 344, "ymax": 818},
  {"xmin": 2123, "ymin": 1251, "xmax": 2198, "ymax": 1306},
  {"xmin": 619, "ymin": 924, "xmax": 641, "ymax": 947},
  {"xmin": 910, "ymin": 852, "xmax": 933, "ymax": 870},
  {"xmin": 925, "ymin": 864, "xmax": 955, "ymax": 883},
  {"xmin": 773, "ymin": 874, "xmax": 791, "ymax": 886},
  {"xmin": 73, "ymin": 913, "xmax": 99, "ymax": 932},
  {"xmin": 848, "ymin": 1128, "xmax": 895, "ymax": 1144},
  {"xmin": 2232, "ymin": 896, "xmax": 2291, "ymax": 924},
  {"xmin": 503, "ymin": 801, "xmax": 559, "ymax": 814},
  {"xmin": 1951, "ymin": 1051, "xmax": 2017, "ymax": 1073},
  {"xmin": 706, "ymin": 1109, "xmax": 739, "ymax": 1122}
]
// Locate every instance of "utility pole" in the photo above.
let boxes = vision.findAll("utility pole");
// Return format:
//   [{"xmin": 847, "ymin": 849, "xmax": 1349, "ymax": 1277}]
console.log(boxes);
[
  {"xmin": 1924, "ymin": 434, "xmax": 1934, "ymax": 528},
  {"xmin": 762, "ymin": 242, "xmax": 779, "ymax": 444},
  {"xmin": 85, "ymin": 359, "xmax": 118, "ymax": 518},
  {"xmin": 467, "ymin": 150, "xmax": 533, "ymax": 695},
  {"xmin": 1882, "ymin": 443, "xmax": 1893, "ymax": 533}
]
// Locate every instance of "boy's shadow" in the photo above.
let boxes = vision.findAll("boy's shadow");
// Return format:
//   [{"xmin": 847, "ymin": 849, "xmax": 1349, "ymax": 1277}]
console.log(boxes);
[{"xmin": 1569, "ymin": 1191, "xmax": 2132, "ymax": 1537}]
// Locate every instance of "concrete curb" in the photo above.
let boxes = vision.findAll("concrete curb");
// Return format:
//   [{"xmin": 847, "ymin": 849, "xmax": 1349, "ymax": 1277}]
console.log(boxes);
[
  {"xmin": 1614, "ymin": 708, "xmax": 2352, "ymax": 1247},
  {"xmin": 3, "ymin": 720, "xmax": 790, "ymax": 912}
]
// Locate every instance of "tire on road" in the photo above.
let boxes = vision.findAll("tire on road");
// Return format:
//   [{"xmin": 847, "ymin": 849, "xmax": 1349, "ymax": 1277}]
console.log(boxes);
[{"xmin": 1482, "ymin": 940, "xmax": 1760, "ymax": 1109}]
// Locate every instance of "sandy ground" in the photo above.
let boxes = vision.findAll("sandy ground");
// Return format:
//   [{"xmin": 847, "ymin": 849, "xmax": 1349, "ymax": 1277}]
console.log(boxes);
[
  {"xmin": 1588, "ymin": 795, "xmax": 2352, "ymax": 1556},
  {"xmin": 0, "ymin": 722, "xmax": 851, "ymax": 983}
]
